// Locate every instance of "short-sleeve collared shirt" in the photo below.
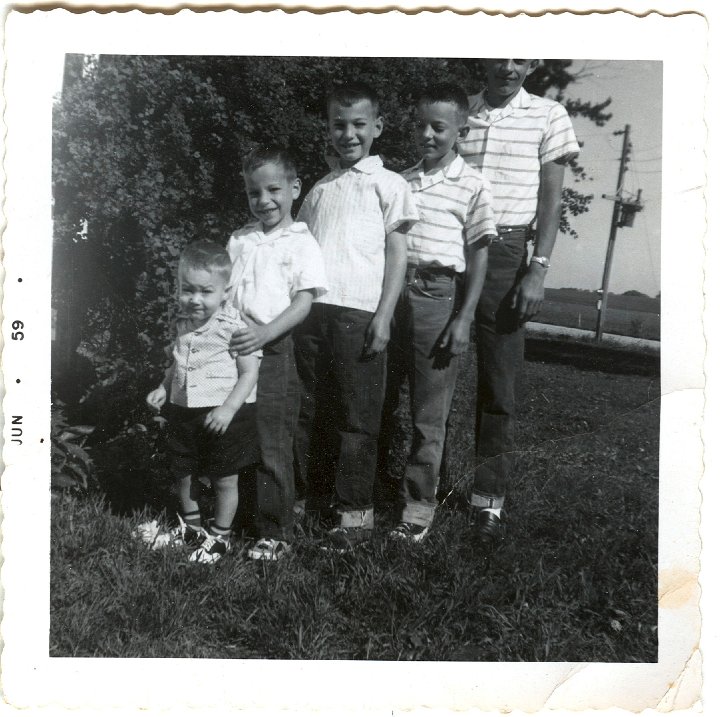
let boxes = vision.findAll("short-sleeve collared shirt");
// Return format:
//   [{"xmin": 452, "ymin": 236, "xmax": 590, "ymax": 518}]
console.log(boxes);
[
  {"xmin": 297, "ymin": 155, "xmax": 420, "ymax": 313},
  {"xmin": 401, "ymin": 155, "xmax": 497, "ymax": 273},
  {"xmin": 169, "ymin": 305, "xmax": 260, "ymax": 408},
  {"xmin": 226, "ymin": 220, "xmax": 328, "ymax": 325},
  {"xmin": 457, "ymin": 87, "xmax": 580, "ymax": 227}
]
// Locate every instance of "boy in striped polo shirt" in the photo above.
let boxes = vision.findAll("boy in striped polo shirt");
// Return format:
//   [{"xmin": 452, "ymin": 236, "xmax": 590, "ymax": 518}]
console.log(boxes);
[
  {"xmin": 457, "ymin": 59, "xmax": 580, "ymax": 543},
  {"xmin": 383, "ymin": 83, "xmax": 497, "ymax": 543},
  {"xmin": 295, "ymin": 81, "xmax": 419, "ymax": 553}
]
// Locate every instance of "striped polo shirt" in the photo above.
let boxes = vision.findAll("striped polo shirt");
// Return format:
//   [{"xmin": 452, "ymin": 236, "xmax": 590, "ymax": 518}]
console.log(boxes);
[
  {"xmin": 401, "ymin": 155, "xmax": 497, "ymax": 273},
  {"xmin": 458, "ymin": 87, "xmax": 580, "ymax": 227},
  {"xmin": 297, "ymin": 155, "xmax": 419, "ymax": 313}
]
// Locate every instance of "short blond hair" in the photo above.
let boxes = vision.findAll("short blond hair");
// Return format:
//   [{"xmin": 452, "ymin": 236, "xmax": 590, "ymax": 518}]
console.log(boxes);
[{"xmin": 178, "ymin": 241, "xmax": 232, "ymax": 283}]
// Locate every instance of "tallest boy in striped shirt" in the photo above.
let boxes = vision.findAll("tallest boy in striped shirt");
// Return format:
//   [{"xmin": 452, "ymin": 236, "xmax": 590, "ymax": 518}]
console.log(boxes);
[{"xmin": 457, "ymin": 59, "xmax": 579, "ymax": 543}]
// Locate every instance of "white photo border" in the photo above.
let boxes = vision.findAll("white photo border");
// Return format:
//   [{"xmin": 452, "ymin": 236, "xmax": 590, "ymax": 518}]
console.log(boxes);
[{"xmin": 2, "ymin": 6, "xmax": 708, "ymax": 713}]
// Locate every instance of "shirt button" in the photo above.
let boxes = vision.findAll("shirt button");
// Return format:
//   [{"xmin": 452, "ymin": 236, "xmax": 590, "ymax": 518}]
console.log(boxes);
[
  {"xmin": 188, "ymin": 367, "xmax": 194, "ymax": 371},
  {"xmin": 191, "ymin": 348, "xmax": 199, "ymax": 353}
]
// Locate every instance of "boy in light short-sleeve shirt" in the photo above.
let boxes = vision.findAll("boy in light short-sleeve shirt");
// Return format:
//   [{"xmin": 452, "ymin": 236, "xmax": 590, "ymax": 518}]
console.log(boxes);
[
  {"xmin": 457, "ymin": 59, "xmax": 580, "ymax": 544},
  {"xmin": 227, "ymin": 146, "xmax": 327, "ymax": 562},
  {"xmin": 382, "ymin": 84, "xmax": 497, "ymax": 544},
  {"xmin": 295, "ymin": 80, "xmax": 419, "ymax": 554},
  {"xmin": 139, "ymin": 241, "xmax": 261, "ymax": 565}
]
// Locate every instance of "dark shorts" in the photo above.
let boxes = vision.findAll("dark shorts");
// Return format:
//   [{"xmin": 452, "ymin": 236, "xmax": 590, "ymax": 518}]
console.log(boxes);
[{"xmin": 165, "ymin": 402, "xmax": 259, "ymax": 480}]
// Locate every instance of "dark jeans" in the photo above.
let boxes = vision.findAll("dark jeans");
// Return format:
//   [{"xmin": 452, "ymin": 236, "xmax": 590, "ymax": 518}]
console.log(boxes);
[
  {"xmin": 254, "ymin": 334, "xmax": 300, "ymax": 542},
  {"xmin": 383, "ymin": 268, "xmax": 460, "ymax": 527},
  {"xmin": 472, "ymin": 233, "xmax": 528, "ymax": 503},
  {"xmin": 294, "ymin": 303, "xmax": 386, "ymax": 528}
]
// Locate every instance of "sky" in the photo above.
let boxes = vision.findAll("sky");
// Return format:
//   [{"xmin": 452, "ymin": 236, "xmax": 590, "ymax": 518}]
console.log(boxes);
[{"xmin": 547, "ymin": 60, "xmax": 662, "ymax": 297}]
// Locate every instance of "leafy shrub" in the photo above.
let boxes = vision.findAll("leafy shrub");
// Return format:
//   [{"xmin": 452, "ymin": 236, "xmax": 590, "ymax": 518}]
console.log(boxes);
[
  {"xmin": 92, "ymin": 414, "xmax": 175, "ymax": 515},
  {"xmin": 51, "ymin": 403, "xmax": 96, "ymax": 493},
  {"xmin": 52, "ymin": 56, "xmax": 610, "ymax": 407}
]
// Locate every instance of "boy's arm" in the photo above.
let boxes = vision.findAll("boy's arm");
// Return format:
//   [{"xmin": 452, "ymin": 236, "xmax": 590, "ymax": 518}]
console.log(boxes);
[
  {"xmin": 365, "ymin": 230, "xmax": 407, "ymax": 356},
  {"xmin": 440, "ymin": 241, "xmax": 489, "ymax": 355},
  {"xmin": 511, "ymin": 159, "xmax": 565, "ymax": 323},
  {"xmin": 204, "ymin": 354, "xmax": 261, "ymax": 435},
  {"xmin": 229, "ymin": 290, "xmax": 315, "ymax": 355}
]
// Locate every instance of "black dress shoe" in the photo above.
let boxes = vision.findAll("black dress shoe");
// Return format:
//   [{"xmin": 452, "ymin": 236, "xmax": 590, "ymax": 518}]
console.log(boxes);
[{"xmin": 470, "ymin": 509, "xmax": 503, "ymax": 545}]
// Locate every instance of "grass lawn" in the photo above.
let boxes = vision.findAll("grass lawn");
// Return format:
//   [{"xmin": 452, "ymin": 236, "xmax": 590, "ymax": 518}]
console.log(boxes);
[{"xmin": 51, "ymin": 342, "xmax": 659, "ymax": 661}]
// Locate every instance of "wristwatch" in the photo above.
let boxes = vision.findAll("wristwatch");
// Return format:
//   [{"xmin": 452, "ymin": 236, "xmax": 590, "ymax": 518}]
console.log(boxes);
[{"xmin": 530, "ymin": 255, "xmax": 550, "ymax": 269}]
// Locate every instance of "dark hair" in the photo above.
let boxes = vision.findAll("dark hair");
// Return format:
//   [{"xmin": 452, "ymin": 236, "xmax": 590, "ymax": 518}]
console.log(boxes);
[
  {"xmin": 242, "ymin": 145, "xmax": 298, "ymax": 180},
  {"xmin": 417, "ymin": 83, "xmax": 470, "ymax": 122},
  {"xmin": 326, "ymin": 81, "xmax": 380, "ymax": 117},
  {"xmin": 178, "ymin": 241, "xmax": 232, "ymax": 282}
]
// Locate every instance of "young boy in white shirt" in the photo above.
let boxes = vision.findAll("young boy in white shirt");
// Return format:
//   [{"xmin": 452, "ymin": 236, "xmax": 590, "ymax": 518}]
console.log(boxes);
[
  {"xmin": 227, "ymin": 146, "xmax": 327, "ymax": 561},
  {"xmin": 295, "ymin": 81, "xmax": 419, "ymax": 554},
  {"xmin": 140, "ymin": 241, "xmax": 261, "ymax": 564}
]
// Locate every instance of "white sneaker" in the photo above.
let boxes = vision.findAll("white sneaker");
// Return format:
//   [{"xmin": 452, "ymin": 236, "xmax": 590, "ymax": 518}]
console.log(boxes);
[
  {"xmin": 188, "ymin": 532, "xmax": 231, "ymax": 564},
  {"xmin": 133, "ymin": 515, "xmax": 205, "ymax": 550},
  {"xmin": 247, "ymin": 538, "xmax": 290, "ymax": 562},
  {"xmin": 389, "ymin": 521, "xmax": 430, "ymax": 544}
]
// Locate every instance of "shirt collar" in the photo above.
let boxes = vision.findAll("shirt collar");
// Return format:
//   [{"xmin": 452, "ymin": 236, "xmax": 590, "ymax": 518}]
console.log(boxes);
[
  {"xmin": 246, "ymin": 220, "xmax": 308, "ymax": 245},
  {"xmin": 179, "ymin": 305, "xmax": 236, "ymax": 334},
  {"xmin": 404, "ymin": 154, "xmax": 466, "ymax": 189},
  {"xmin": 469, "ymin": 87, "xmax": 532, "ymax": 122},
  {"xmin": 327, "ymin": 154, "xmax": 384, "ymax": 175}
]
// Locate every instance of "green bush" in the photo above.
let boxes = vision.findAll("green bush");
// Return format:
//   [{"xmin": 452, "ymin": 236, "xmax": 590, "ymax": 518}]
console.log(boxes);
[
  {"xmin": 52, "ymin": 56, "xmax": 610, "ymax": 417},
  {"xmin": 51, "ymin": 403, "xmax": 96, "ymax": 493}
]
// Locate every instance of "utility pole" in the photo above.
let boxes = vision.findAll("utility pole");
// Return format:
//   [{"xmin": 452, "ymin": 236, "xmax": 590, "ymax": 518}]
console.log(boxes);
[{"xmin": 595, "ymin": 124, "xmax": 640, "ymax": 342}]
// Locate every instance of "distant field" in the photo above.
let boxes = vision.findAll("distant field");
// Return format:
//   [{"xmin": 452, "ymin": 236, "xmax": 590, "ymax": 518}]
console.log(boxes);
[{"xmin": 537, "ymin": 288, "xmax": 660, "ymax": 341}]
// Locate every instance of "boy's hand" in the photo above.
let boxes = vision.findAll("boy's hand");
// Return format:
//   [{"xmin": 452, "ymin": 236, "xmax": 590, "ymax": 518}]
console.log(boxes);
[
  {"xmin": 204, "ymin": 406, "xmax": 235, "ymax": 435},
  {"xmin": 364, "ymin": 315, "xmax": 391, "ymax": 358},
  {"xmin": 511, "ymin": 268, "xmax": 545, "ymax": 324},
  {"xmin": 229, "ymin": 323, "xmax": 271, "ymax": 356},
  {"xmin": 146, "ymin": 386, "xmax": 167, "ymax": 413},
  {"xmin": 439, "ymin": 316, "xmax": 472, "ymax": 356}
]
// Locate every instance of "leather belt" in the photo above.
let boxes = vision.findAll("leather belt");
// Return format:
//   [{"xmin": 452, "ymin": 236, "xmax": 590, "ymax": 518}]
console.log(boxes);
[{"xmin": 407, "ymin": 265, "xmax": 457, "ymax": 280}]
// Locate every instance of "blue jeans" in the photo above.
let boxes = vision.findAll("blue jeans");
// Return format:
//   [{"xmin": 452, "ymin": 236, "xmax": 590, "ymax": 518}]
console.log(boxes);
[
  {"xmin": 384, "ymin": 268, "xmax": 460, "ymax": 527},
  {"xmin": 472, "ymin": 232, "xmax": 528, "ymax": 505},
  {"xmin": 254, "ymin": 334, "xmax": 300, "ymax": 542},
  {"xmin": 294, "ymin": 304, "xmax": 386, "ymax": 528}
]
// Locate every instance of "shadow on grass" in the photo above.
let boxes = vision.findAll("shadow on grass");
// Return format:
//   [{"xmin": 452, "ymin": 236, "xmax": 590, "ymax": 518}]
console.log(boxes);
[{"xmin": 525, "ymin": 337, "xmax": 659, "ymax": 377}]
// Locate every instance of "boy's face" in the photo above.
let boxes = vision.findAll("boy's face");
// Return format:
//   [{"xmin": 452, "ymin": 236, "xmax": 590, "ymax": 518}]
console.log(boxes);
[
  {"xmin": 245, "ymin": 162, "xmax": 301, "ymax": 232},
  {"xmin": 415, "ymin": 100, "xmax": 469, "ymax": 171},
  {"xmin": 482, "ymin": 59, "xmax": 539, "ymax": 105},
  {"xmin": 327, "ymin": 99, "xmax": 383, "ymax": 168},
  {"xmin": 178, "ymin": 266, "xmax": 229, "ymax": 325}
]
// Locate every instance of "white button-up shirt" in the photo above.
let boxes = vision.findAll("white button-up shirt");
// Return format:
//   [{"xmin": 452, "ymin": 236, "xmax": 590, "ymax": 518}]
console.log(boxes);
[
  {"xmin": 298, "ymin": 155, "xmax": 419, "ymax": 313},
  {"xmin": 227, "ymin": 221, "xmax": 327, "ymax": 325},
  {"xmin": 458, "ymin": 88, "xmax": 580, "ymax": 227},
  {"xmin": 168, "ymin": 306, "xmax": 260, "ymax": 407},
  {"xmin": 402, "ymin": 155, "xmax": 497, "ymax": 273}
]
